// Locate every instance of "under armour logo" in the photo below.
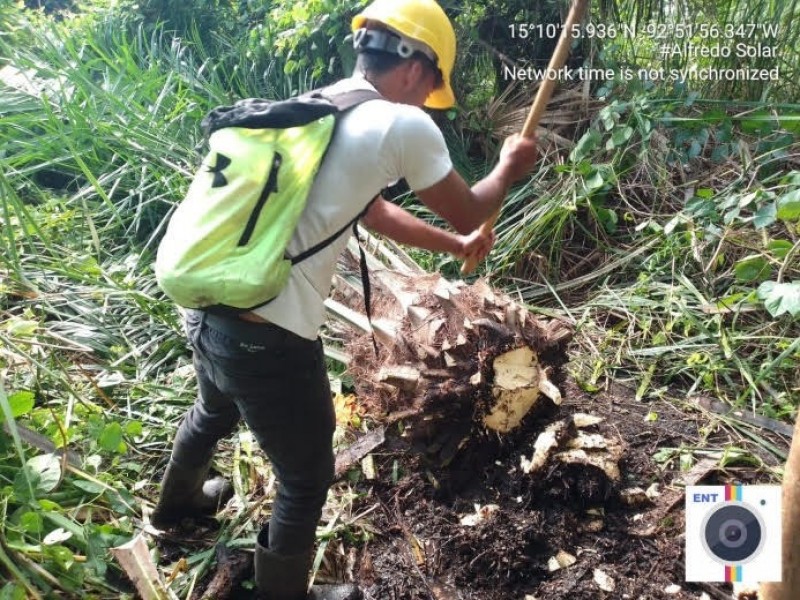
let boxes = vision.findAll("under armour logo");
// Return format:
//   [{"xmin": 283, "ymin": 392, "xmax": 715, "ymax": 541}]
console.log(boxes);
[
  {"xmin": 239, "ymin": 342, "xmax": 266, "ymax": 353},
  {"xmin": 205, "ymin": 153, "xmax": 231, "ymax": 188}
]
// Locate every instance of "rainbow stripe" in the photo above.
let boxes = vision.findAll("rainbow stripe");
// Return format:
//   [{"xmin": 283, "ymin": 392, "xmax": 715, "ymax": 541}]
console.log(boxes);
[
  {"xmin": 725, "ymin": 485, "xmax": 743, "ymax": 502},
  {"xmin": 725, "ymin": 565, "xmax": 743, "ymax": 582}
]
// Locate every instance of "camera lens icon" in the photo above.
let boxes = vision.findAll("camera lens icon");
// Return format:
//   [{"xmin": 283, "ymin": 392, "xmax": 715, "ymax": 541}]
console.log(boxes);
[{"xmin": 702, "ymin": 504, "xmax": 764, "ymax": 563}]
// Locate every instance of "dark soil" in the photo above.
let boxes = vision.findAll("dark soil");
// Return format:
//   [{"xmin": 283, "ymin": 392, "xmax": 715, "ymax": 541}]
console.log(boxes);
[
  {"xmin": 340, "ymin": 379, "xmax": 785, "ymax": 600},
  {"xmin": 173, "ymin": 377, "xmax": 787, "ymax": 600}
]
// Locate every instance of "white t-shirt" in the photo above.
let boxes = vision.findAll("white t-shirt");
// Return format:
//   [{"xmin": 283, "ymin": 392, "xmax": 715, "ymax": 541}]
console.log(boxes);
[{"xmin": 252, "ymin": 76, "xmax": 453, "ymax": 339}]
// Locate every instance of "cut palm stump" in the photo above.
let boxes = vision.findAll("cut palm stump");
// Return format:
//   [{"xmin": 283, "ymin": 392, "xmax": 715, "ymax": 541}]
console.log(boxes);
[
  {"xmin": 327, "ymin": 261, "xmax": 625, "ymax": 501},
  {"xmin": 330, "ymin": 267, "xmax": 571, "ymax": 437},
  {"xmin": 326, "ymin": 250, "xmax": 627, "ymax": 493},
  {"xmin": 325, "ymin": 240, "xmax": 628, "ymax": 504}
]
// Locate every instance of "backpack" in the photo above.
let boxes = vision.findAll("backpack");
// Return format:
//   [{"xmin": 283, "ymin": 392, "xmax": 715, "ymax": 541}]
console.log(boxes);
[{"xmin": 155, "ymin": 88, "xmax": 383, "ymax": 314}]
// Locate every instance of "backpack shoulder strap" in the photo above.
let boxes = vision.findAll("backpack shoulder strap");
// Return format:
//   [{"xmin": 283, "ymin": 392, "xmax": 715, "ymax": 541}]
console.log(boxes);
[
  {"xmin": 315, "ymin": 88, "xmax": 385, "ymax": 112},
  {"xmin": 289, "ymin": 193, "xmax": 379, "ymax": 266}
]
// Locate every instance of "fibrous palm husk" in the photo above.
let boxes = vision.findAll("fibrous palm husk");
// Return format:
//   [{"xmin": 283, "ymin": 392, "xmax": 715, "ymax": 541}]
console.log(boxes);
[{"xmin": 327, "ymin": 246, "xmax": 574, "ymax": 467}]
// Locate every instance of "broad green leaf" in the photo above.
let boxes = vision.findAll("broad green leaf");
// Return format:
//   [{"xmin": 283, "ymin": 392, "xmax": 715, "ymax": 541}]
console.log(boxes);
[
  {"xmin": 734, "ymin": 256, "xmax": 769, "ymax": 282},
  {"xmin": 37, "ymin": 499, "xmax": 62, "ymax": 511},
  {"xmin": 43, "ymin": 544, "xmax": 75, "ymax": 571},
  {"xmin": 757, "ymin": 281, "xmax": 800, "ymax": 318},
  {"xmin": 124, "ymin": 420, "xmax": 143, "ymax": 437},
  {"xmin": 753, "ymin": 203, "xmax": 777, "ymax": 228},
  {"xmin": 14, "ymin": 454, "xmax": 61, "ymax": 499},
  {"xmin": 777, "ymin": 189, "xmax": 800, "ymax": 222},
  {"xmin": 584, "ymin": 172, "xmax": 605, "ymax": 192},
  {"xmin": 0, "ymin": 583, "xmax": 27, "ymax": 600},
  {"xmin": 72, "ymin": 480, "xmax": 106, "ymax": 494},
  {"xmin": 19, "ymin": 511, "xmax": 43, "ymax": 534},
  {"xmin": 714, "ymin": 292, "xmax": 747, "ymax": 310},
  {"xmin": 741, "ymin": 111, "xmax": 777, "ymax": 134},
  {"xmin": 778, "ymin": 117, "xmax": 800, "ymax": 133},
  {"xmin": 86, "ymin": 525, "xmax": 109, "ymax": 577},
  {"xmin": 570, "ymin": 130, "xmax": 601, "ymax": 162},
  {"xmin": 577, "ymin": 380, "xmax": 601, "ymax": 393},
  {"xmin": 28, "ymin": 454, "xmax": 61, "ymax": 493},
  {"xmin": 711, "ymin": 143, "xmax": 731, "ymax": 162},
  {"xmin": 597, "ymin": 208, "xmax": 618, "ymax": 233},
  {"xmin": 6, "ymin": 391, "xmax": 34, "ymax": 418},
  {"xmin": 767, "ymin": 240, "xmax": 793, "ymax": 259},
  {"xmin": 723, "ymin": 206, "xmax": 741, "ymax": 225},
  {"xmin": 107, "ymin": 487, "xmax": 137, "ymax": 516},
  {"xmin": 611, "ymin": 125, "xmax": 634, "ymax": 147},
  {"xmin": 98, "ymin": 422, "xmax": 125, "ymax": 453}
]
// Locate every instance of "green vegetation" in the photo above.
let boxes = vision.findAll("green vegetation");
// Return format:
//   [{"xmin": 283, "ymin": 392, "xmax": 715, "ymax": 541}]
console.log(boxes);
[{"xmin": 0, "ymin": 0, "xmax": 798, "ymax": 596}]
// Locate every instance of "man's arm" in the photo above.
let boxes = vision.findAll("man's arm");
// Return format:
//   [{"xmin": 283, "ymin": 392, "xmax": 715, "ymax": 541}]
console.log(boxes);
[
  {"xmin": 416, "ymin": 134, "xmax": 538, "ymax": 234},
  {"xmin": 361, "ymin": 196, "xmax": 494, "ymax": 261}
]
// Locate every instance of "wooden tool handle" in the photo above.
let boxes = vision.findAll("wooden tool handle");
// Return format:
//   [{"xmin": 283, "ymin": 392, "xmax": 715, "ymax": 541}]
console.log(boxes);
[{"xmin": 461, "ymin": 0, "xmax": 590, "ymax": 275}]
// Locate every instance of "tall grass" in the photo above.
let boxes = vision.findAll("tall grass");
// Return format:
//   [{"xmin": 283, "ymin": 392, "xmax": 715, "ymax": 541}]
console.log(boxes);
[{"xmin": 0, "ymin": 13, "xmax": 279, "ymax": 597}]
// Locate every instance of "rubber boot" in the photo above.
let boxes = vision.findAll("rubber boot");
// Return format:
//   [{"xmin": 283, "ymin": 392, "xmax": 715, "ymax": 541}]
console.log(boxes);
[
  {"xmin": 254, "ymin": 526, "xmax": 362, "ymax": 600},
  {"xmin": 151, "ymin": 459, "xmax": 233, "ymax": 529}
]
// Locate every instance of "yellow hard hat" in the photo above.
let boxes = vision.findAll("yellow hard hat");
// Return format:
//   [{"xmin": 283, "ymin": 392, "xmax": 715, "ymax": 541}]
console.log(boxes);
[{"xmin": 352, "ymin": 0, "xmax": 456, "ymax": 109}]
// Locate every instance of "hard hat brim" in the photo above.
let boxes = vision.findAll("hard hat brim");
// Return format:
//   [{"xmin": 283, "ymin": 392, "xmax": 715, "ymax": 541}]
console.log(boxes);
[{"xmin": 424, "ymin": 84, "xmax": 455, "ymax": 110}]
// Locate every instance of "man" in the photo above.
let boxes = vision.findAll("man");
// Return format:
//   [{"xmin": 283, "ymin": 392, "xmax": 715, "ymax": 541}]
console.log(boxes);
[{"xmin": 152, "ymin": 0, "xmax": 538, "ymax": 598}]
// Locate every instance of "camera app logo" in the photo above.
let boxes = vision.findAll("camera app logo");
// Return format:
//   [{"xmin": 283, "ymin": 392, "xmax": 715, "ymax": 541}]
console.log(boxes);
[{"xmin": 685, "ymin": 485, "xmax": 781, "ymax": 583}]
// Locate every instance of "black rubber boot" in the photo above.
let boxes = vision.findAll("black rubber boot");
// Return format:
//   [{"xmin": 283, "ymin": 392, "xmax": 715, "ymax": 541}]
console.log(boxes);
[
  {"xmin": 254, "ymin": 527, "xmax": 362, "ymax": 600},
  {"xmin": 151, "ymin": 459, "xmax": 233, "ymax": 529}
]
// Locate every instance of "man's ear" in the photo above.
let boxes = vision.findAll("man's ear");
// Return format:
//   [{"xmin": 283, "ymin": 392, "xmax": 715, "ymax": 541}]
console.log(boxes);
[{"xmin": 401, "ymin": 59, "xmax": 425, "ymax": 88}]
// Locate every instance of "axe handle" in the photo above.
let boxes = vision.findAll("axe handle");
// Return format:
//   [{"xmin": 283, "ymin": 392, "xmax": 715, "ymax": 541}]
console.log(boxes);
[{"xmin": 461, "ymin": 0, "xmax": 590, "ymax": 275}]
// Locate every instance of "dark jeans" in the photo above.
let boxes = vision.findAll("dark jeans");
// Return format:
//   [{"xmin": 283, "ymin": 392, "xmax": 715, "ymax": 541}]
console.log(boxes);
[{"xmin": 170, "ymin": 309, "xmax": 335, "ymax": 555}]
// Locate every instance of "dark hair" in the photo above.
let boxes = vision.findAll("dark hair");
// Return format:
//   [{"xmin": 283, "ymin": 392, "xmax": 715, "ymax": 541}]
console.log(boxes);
[
  {"xmin": 355, "ymin": 50, "xmax": 406, "ymax": 76},
  {"xmin": 415, "ymin": 53, "xmax": 444, "ymax": 89},
  {"xmin": 355, "ymin": 50, "xmax": 444, "ymax": 89}
]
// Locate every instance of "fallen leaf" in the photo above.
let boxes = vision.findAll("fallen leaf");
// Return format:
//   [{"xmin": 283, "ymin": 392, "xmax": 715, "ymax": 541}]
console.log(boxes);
[{"xmin": 333, "ymin": 393, "xmax": 364, "ymax": 428}]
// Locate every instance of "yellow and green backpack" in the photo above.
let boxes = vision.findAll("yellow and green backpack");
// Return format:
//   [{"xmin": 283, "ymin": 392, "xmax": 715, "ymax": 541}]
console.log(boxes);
[{"xmin": 155, "ymin": 88, "xmax": 382, "ymax": 313}]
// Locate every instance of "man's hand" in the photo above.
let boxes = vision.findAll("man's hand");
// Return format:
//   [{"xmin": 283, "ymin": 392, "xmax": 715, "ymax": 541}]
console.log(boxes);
[
  {"xmin": 452, "ymin": 227, "xmax": 496, "ymax": 262},
  {"xmin": 498, "ymin": 134, "xmax": 538, "ymax": 183}
]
